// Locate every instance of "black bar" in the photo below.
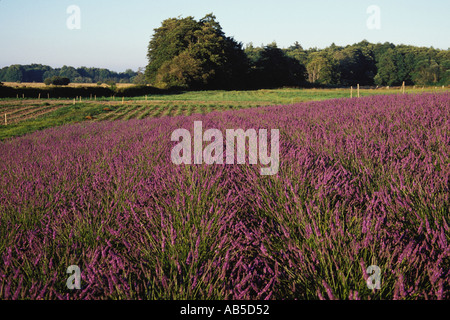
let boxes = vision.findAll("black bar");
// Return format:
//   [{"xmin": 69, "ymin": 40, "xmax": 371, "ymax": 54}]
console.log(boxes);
[{"xmin": 0, "ymin": 300, "xmax": 445, "ymax": 318}]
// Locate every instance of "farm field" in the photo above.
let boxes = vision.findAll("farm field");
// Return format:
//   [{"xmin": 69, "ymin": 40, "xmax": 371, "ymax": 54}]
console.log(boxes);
[
  {"xmin": 0, "ymin": 86, "xmax": 448, "ymax": 140},
  {"xmin": 0, "ymin": 92, "xmax": 448, "ymax": 300}
]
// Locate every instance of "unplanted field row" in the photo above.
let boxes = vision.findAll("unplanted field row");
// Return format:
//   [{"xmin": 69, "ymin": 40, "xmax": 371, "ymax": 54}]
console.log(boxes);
[
  {"xmin": 1, "ymin": 104, "xmax": 69, "ymax": 125},
  {"xmin": 0, "ymin": 98, "xmax": 269, "ymax": 107},
  {"xmin": 0, "ymin": 101, "xmax": 262, "ymax": 126},
  {"xmin": 95, "ymin": 104, "xmax": 257, "ymax": 121}
]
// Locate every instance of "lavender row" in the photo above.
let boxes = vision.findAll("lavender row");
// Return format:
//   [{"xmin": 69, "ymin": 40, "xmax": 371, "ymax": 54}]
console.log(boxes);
[{"xmin": 0, "ymin": 92, "xmax": 448, "ymax": 299}]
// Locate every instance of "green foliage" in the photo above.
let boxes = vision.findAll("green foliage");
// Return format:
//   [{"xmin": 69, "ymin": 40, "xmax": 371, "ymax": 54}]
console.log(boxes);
[
  {"xmin": 333, "ymin": 45, "xmax": 376, "ymax": 86},
  {"xmin": 44, "ymin": 76, "xmax": 71, "ymax": 86},
  {"xmin": 306, "ymin": 52, "xmax": 335, "ymax": 85},
  {"xmin": 0, "ymin": 64, "xmax": 138, "ymax": 84},
  {"xmin": 285, "ymin": 42, "xmax": 308, "ymax": 66},
  {"xmin": 146, "ymin": 14, "xmax": 249, "ymax": 90},
  {"xmin": 2, "ymin": 65, "xmax": 24, "ymax": 82},
  {"xmin": 145, "ymin": 14, "xmax": 449, "ymax": 89},
  {"xmin": 43, "ymin": 78, "xmax": 52, "ymax": 86},
  {"xmin": 245, "ymin": 42, "xmax": 307, "ymax": 88},
  {"xmin": 372, "ymin": 43, "xmax": 449, "ymax": 86},
  {"xmin": 285, "ymin": 40, "xmax": 449, "ymax": 87},
  {"xmin": 2, "ymin": 29, "xmax": 449, "ymax": 91},
  {"xmin": 132, "ymin": 74, "xmax": 147, "ymax": 85},
  {"xmin": 106, "ymin": 80, "xmax": 117, "ymax": 91},
  {"xmin": 132, "ymin": 68, "xmax": 148, "ymax": 85},
  {"xmin": 375, "ymin": 49, "xmax": 399, "ymax": 86},
  {"xmin": 412, "ymin": 59, "xmax": 441, "ymax": 85},
  {"xmin": 0, "ymin": 84, "xmax": 114, "ymax": 99},
  {"xmin": 145, "ymin": 16, "xmax": 199, "ymax": 84}
]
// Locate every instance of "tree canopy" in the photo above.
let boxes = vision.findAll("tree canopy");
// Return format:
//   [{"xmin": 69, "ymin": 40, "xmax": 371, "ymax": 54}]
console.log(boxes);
[
  {"xmin": 0, "ymin": 64, "xmax": 138, "ymax": 84},
  {"xmin": 245, "ymin": 42, "xmax": 307, "ymax": 88},
  {"xmin": 44, "ymin": 76, "xmax": 70, "ymax": 86},
  {"xmin": 2, "ymin": 15, "xmax": 448, "ymax": 90},
  {"xmin": 145, "ymin": 14, "xmax": 249, "ymax": 89},
  {"xmin": 145, "ymin": 15, "xmax": 448, "ymax": 90}
]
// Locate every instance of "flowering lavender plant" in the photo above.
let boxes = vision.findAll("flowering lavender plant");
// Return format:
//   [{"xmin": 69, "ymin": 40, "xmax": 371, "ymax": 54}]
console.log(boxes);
[{"xmin": 0, "ymin": 93, "xmax": 448, "ymax": 300}]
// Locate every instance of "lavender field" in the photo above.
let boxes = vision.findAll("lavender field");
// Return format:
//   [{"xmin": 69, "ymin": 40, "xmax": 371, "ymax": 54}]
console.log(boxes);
[{"xmin": 0, "ymin": 92, "xmax": 448, "ymax": 300}]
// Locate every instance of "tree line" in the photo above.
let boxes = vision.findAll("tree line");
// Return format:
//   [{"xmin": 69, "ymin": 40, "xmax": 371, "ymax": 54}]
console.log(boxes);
[
  {"xmin": 145, "ymin": 14, "xmax": 449, "ymax": 90},
  {"xmin": 1, "ymin": 14, "xmax": 448, "ymax": 90},
  {"xmin": 0, "ymin": 64, "xmax": 141, "ymax": 84}
]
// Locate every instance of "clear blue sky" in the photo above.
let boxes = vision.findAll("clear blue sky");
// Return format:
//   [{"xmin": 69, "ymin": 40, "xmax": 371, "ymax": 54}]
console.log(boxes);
[{"xmin": 0, "ymin": 0, "xmax": 449, "ymax": 72}]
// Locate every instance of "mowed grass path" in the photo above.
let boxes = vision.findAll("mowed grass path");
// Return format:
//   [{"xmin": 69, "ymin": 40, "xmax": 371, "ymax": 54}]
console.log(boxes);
[{"xmin": 0, "ymin": 86, "xmax": 448, "ymax": 140}]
